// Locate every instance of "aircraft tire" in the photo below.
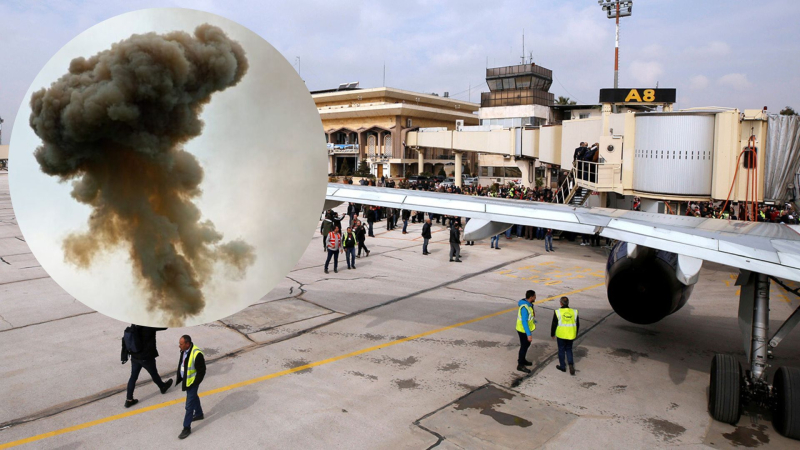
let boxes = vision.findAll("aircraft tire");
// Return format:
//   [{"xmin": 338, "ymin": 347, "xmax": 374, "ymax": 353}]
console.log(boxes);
[
  {"xmin": 708, "ymin": 354, "xmax": 742, "ymax": 425},
  {"xmin": 772, "ymin": 366, "xmax": 800, "ymax": 440}
]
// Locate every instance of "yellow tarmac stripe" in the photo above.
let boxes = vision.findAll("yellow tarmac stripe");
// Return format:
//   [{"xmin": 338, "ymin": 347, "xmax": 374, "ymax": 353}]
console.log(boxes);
[{"xmin": 0, "ymin": 282, "xmax": 604, "ymax": 449}]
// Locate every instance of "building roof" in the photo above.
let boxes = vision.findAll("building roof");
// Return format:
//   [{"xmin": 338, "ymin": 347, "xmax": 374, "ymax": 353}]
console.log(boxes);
[
  {"xmin": 318, "ymin": 103, "xmax": 479, "ymax": 123},
  {"xmin": 309, "ymin": 87, "xmax": 362, "ymax": 95},
  {"xmin": 550, "ymin": 104, "xmax": 602, "ymax": 110},
  {"xmin": 313, "ymin": 87, "xmax": 480, "ymax": 112}
]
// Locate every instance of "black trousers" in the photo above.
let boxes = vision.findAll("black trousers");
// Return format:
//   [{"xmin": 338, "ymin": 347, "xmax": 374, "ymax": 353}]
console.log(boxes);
[
  {"xmin": 357, "ymin": 241, "xmax": 368, "ymax": 255},
  {"xmin": 557, "ymin": 338, "xmax": 575, "ymax": 367},
  {"xmin": 127, "ymin": 358, "xmax": 165, "ymax": 400},
  {"xmin": 517, "ymin": 331, "xmax": 531, "ymax": 365}
]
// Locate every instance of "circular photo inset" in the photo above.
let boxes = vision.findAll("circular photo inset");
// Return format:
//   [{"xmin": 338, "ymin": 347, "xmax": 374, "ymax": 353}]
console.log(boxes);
[{"xmin": 9, "ymin": 8, "xmax": 327, "ymax": 327}]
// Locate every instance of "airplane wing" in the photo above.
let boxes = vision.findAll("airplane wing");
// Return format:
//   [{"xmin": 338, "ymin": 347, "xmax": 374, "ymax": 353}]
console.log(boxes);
[{"xmin": 325, "ymin": 184, "xmax": 800, "ymax": 283}]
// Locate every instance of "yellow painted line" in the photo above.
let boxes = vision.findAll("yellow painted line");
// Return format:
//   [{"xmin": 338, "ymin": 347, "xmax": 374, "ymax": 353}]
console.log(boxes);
[
  {"xmin": 534, "ymin": 282, "xmax": 604, "ymax": 305},
  {"xmin": 0, "ymin": 282, "xmax": 604, "ymax": 449}
]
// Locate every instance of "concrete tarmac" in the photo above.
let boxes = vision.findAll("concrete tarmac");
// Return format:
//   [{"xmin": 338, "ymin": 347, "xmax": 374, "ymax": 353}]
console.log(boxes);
[{"xmin": 1, "ymin": 173, "xmax": 800, "ymax": 449}]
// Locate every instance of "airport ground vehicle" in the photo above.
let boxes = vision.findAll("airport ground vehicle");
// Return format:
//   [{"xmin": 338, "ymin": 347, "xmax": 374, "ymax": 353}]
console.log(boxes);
[
  {"xmin": 407, "ymin": 175, "xmax": 429, "ymax": 185},
  {"xmin": 463, "ymin": 176, "xmax": 478, "ymax": 187},
  {"xmin": 439, "ymin": 177, "xmax": 456, "ymax": 188}
]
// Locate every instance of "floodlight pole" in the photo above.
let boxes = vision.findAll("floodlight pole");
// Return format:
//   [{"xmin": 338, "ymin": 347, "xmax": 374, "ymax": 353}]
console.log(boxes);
[{"xmin": 614, "ymin": 1, "xmax": 620, "ymax": 114}]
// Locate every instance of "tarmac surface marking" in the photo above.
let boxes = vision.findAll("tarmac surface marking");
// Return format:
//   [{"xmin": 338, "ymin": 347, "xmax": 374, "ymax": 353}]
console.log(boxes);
[{"xmin": 0, "ymin": 283, "xmax": 603, "ymax": 449}]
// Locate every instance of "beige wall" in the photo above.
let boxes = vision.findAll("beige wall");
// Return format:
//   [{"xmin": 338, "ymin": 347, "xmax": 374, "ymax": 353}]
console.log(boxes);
[
  {"xmin": 538, "ymin": 125, "xmax": 562, "ymax": 166},
  {"xmin": 521, "ymin": 129, "xmax": 538, "ymax": 158},
  {"xmin": 620, "ymin": 112, "xmax": 636, "ymax": 192},
  {"xmin": 478, "ymin": 104, "xmax": 550, "ymax": 120},
  {"xmin": 453, "ymin": 129, "xmax": 512, "ymax": 155},
  {"xmin": 416, "ymin": 130, "xmax": 453, "ymax": 149},
  {"xmin": 560, "ymin": 118, "xmax": 603, "ymax": 169},
  {"xmin": 0, "ymin": 145, "xmax": 8, "ymax": 160},
  {"xmin": 408, "ymin": 128, "xmax": 539, "ymax": 158}
]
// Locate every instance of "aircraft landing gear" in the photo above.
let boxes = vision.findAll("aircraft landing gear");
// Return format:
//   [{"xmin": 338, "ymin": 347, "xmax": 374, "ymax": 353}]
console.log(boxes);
[
  {"xmin": 709, "ymin": 271, "xmax": 800, "ymax": 440},
  {"xmin": 709, "ymin": 353, "xmax": 742, "ymax": 424}
]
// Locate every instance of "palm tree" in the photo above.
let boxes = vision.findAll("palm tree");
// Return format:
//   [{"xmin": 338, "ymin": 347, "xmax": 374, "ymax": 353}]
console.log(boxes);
[
  {"xmin": 780, "ymin": 106, "xmax": 797, "ymax": 116},
  {"xmin": 555, "ymin": 96, "xmax": 577, "ymax": 106}
]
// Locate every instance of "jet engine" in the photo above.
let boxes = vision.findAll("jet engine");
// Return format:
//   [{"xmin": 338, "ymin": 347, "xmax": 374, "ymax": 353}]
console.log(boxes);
[{"xmin": 606, "ymin": 241, "xmax": 702, "ymax": 324}]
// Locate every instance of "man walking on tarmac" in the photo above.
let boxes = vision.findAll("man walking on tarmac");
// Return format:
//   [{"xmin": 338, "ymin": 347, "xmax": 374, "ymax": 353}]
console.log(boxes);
[
  {"xmin": 177, "ymin": 335, "xmax": 205, "ymax": 440},
  {"xmin": 421, "ymin": 218, "xmax": 432, "ymax": 255},
  {"xmin": 121, "ymin": 325, "xmax": 174, "ymax": 408},
  {"xmin": 355, "ymin": 220, "xmax": 370, "ymax": 258},
  {"xmin": 551, "ymin": 296, "xmax": 579, "ymax": 375},
  {"xmin": 516, "ymin": 290, "xmax": 536, "ymax": 373},
  {"xmin": 324, "ymin": 225, "xmax": 343, "ymax": 274},
  {"xmin": 320, "ymin": 210, "xmax": 334, "ymax": 251},
  {"xmin": 449, "ymin": 222, "xmax": 463, "ymax": 263},
  {"xmin": 343, "ymin": 226, "xmax": 357, "ymax": 269}
]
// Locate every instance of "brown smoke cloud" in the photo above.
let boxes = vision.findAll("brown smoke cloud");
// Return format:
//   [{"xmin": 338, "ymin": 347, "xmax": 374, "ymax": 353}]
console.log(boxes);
[{"xmin": 28, "ymin": 24, "xmax": 256, "ymax": 325}]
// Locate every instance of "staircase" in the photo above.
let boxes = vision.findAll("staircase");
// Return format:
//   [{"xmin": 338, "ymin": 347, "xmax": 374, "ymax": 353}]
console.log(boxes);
[
  {"xmin": 552, "ymin": 168, "xmax": 592, "ymax": 239},
  {"xmin": 553, "ymin": 168, "xmax": 592, "ymax": 207},
  {"xmin": 569, "ymin": 187, "xmax": 590, "ymax": 206}
]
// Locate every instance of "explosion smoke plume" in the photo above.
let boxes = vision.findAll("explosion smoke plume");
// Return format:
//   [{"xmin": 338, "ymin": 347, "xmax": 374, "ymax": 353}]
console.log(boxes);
[{"xmin": 28, "ymin": 24, "xmax": 255, "ymax": 325}]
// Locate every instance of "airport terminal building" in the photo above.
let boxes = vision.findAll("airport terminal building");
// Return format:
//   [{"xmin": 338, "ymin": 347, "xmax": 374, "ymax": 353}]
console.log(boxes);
[{"xmin": 312, "ymin": 86, "xmax": 480, "ymax": 178}]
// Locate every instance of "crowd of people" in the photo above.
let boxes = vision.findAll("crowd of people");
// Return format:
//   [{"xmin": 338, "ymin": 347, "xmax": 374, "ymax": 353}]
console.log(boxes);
[
  {"xmin": 321, "ymin": 174, "xmax": 800, "ymax": 273},
  {"xmin": 681, "ymin": 200, "xmax": 799, "ymax": 223}
]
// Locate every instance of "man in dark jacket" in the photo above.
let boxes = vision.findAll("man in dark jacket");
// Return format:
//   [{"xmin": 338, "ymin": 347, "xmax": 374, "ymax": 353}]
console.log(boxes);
[
  {"xmin": 449, "ymin": 223, "xmax": 462, "ymax": 263},
  {"xmin": 320, "ymin": 211, "xmax": 334, "ymax": 251},
  {"xmin": 347, "ymin": 202, "xmax": 357, "ymax": 228},
  {"xmin": 585, "ymin": 143, "xmax": 599, "ymax": 182},
  {"xmin": 573, "ymin": 142, "xmax": 588, "ymax": 180},
  {"xmin": 354, "ymin": 220, "xmax": 370, "ymax": 257},
  {"xmin": 421, "ymin": 218, "xmax": 432, "ymax": 255},
  {"xmin": 386, "ymin": 208, "xmax": 394, "ymax": 230},
  {"xmin": 177, "ymin": 335, "xmax": 206, "ymax": 440},
  {"xmin": 367, "ymin": 207, "xmax": 376, "ymax": 237},
  {"xmin": 401, "ymin": 209, "xmax": 411, "ymax": 234},
  {"xmin": 121, "ymin": 325, "xmax": 173, "ymax": 408},
  {"xmin": 331, "ymin": 211, "xmax": 343, "ymax": 232}
]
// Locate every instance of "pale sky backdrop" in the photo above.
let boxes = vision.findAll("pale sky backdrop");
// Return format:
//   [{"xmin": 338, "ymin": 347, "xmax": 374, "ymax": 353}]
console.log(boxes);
[
  {"xmin": 1, "ymin": 0, "xmax": 800, "ymax": 144},
  {"xmin": 7, "ymin": 8, "xmax": 327, "ymax": 326}
]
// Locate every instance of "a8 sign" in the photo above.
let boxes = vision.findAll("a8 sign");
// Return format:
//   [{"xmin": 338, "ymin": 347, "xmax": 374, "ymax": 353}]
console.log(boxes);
[{"xmin": 598, "ymin": 88, "xmax": 677, "ymax": 104}]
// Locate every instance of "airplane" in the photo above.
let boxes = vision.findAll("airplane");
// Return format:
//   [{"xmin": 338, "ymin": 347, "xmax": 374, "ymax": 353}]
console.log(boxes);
[{"xmin": 324, "ymin": 183, "xmax": 800, "ymax": 440}]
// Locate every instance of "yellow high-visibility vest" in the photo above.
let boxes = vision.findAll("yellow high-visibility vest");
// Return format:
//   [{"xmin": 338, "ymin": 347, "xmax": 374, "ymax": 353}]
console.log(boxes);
[
  {"xmin": 515, "ymin": 303, "xmax": 535, "ymax": 334},
  {"xmin": 555, "ymin": 308, "xmax": 578, "ymax": 340},
  {"xmin": 185, "ymin": 345, "xmax": 204, "ymax": 387}
]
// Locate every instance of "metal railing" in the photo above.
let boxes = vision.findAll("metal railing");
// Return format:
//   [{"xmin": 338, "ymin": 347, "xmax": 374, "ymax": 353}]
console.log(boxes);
[
  {"xmin": 486, "ymin": 64, "xmax": 552, "ymax": 80},
  {"xmin": 574, "ymin": 161, "xmax": 622, "ymax": 192},
  {"xmin": 553, "ymin": 168, "xmax": 583, "ymax": 205}
]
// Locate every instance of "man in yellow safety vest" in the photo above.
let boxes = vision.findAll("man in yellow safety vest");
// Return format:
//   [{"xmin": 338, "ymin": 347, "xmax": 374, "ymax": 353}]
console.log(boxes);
[
  {"xmin": 176, "ymin": 335, "xmax": 206, "ymax": 439},
  {"xmin": 551, "ymin": 296, "xmax": 579, "ymax": 376},
  {"xmin": 515, "ymin": 290, "xmax": 536, "ymax": 373}
]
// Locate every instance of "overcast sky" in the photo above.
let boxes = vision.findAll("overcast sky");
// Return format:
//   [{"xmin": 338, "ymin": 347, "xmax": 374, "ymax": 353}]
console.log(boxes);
[{"xmin": 1, "ymin": 0, "xmax": 799, "ymax": 144}]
